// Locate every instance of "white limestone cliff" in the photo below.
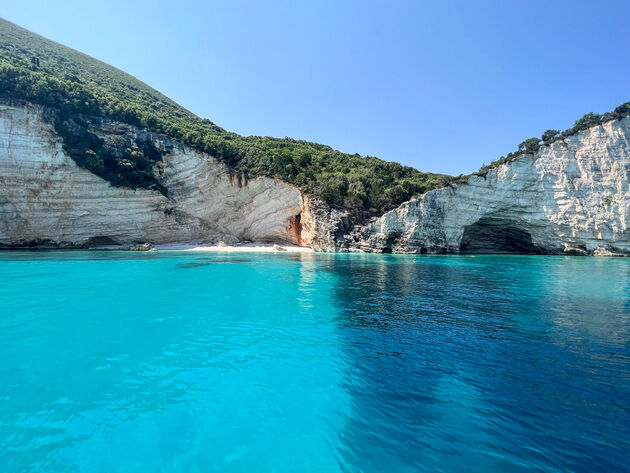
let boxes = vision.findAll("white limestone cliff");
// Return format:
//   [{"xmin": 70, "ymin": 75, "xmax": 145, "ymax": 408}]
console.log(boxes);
[
  {"xmin": 354, "ymin": 117, "xmax": 630, "ymax": 255},
  {"xmin": 2, "ymin": 102, "xmax": 629, "ymax": 255},
  {"xmin": 0, "ymin": 103, "xmax": 304, "ymax": 248}
]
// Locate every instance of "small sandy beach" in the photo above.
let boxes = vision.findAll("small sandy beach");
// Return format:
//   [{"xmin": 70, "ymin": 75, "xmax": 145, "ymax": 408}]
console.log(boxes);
[{"xmin": 154, "ymin": 243, "xmax": 314, "ymax": 253}]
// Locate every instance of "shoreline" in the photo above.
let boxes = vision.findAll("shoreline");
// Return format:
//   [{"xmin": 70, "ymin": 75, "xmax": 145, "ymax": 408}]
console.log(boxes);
[{"xmin": 153, "ymin": 243, "xmax": 314, "ymax": 253}]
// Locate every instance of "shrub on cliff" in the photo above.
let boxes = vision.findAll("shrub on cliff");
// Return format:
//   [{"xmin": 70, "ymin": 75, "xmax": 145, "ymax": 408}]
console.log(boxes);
[
  {"xmin": 542, "ymin": 129, "xmax": 560, "ymax": 144},
  {"xmin": 569, "ymin": 112, "xmax": 603, "ymax": 134},
  {"xmin": 518, "ymin": 137, "xmax": 541, "ymax": 154}
]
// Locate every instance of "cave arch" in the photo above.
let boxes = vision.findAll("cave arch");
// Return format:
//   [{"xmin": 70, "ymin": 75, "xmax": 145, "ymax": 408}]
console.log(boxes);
[{"xmin": 459, "ymin": 216, "xmax": 541, "ymax": 254}]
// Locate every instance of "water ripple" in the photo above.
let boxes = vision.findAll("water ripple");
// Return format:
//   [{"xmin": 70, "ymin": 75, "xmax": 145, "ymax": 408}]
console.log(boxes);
[{"xmin": 0, "ymin": 252, "xmax": 628, "ymax": 472}]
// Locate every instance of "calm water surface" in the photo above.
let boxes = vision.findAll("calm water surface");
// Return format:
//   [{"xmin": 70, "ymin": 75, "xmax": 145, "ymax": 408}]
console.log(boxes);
[{"xmin": 0, "ymin": 252, "xmax": 629, "ymax": 472}]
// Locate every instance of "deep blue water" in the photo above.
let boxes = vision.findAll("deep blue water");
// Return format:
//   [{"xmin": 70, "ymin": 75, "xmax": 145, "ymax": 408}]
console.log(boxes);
[{"xmin": 1, "ymin": 251, "xmax": 629, "ymax": 472}]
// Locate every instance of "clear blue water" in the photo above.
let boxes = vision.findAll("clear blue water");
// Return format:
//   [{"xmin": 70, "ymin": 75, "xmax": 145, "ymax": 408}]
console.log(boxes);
[{"xmin": 1, "ymin": 251, "xmax": 629, "ymax": 473}]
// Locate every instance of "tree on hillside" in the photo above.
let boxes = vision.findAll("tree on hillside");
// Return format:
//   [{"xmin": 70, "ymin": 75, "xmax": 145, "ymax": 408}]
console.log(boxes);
[
  {"xmin": 573, "ymin": 112, "xmax": 602, "ymax": 131},
  {"xmin": 542, "ymin": 129, "xmax": 560, "ymax": 144},
  {"xmin": 518, "ymin": 137, "xmax": 541, "ymax": 154}
]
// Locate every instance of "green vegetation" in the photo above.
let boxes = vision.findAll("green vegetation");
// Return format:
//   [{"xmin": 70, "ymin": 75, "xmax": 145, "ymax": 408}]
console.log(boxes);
[
  {"xmin": 0, "ymin": 18, "xmax": 449, "ymax": 212},
  {"xmin": 55, "ymin": 117, "xmax": 168, "ymax": 195},
  {"xmin": 1, "ymin": 18, "xmax": 628, "ymax": 208},
  {"xmin": 476, "ymin": 103, "xmax": 630, "ymax": 175}
]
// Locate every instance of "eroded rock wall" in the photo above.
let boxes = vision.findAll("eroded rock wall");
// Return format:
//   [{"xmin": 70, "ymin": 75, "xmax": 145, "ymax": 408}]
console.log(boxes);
[
  {"xmin": 353, "ymin": 117, "xmax": 630, "ymax": 255},
  {"xmin": 2, "ymin": 102, "xmax": 629, "ymax": 255},
  {"xmin": 0, "ymin": 103, "xmax": 304, "ymax": 247}
]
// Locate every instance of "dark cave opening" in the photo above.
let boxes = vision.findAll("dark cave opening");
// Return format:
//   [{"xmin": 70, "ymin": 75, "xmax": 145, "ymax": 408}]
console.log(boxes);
[{"xmin": 459, "ymin": 217, "xmax": 541, "ymax": 254}]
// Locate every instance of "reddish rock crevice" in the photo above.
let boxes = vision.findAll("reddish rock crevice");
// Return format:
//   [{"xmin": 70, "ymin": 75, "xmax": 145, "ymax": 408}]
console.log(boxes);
[{"xmin": 287, "ymin": 213, "xmax": 302, "ymax": 246}]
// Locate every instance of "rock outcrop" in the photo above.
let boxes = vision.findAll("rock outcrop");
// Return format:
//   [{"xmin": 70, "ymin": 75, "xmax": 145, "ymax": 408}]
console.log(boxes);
[
  {"xmin": 348, "ymin": 117, "xmax": 630, "ymax": 255},
  {"xmin": 1, "ymin": 102, "xmax": 629, "ymax": 255},
  {"xmin": 0, "ymin": 103, "xmax": 304, "ymax": 248}
]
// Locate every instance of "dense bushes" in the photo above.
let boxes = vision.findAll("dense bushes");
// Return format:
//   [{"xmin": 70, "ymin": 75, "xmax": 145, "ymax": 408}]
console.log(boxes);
[
  {"xmin": 55, "ymin": 118, "xmax": 168, "ymax": 195},
  {"xmin": 0, "ymin": 19, "xmax": 449, "ymax": 213}
]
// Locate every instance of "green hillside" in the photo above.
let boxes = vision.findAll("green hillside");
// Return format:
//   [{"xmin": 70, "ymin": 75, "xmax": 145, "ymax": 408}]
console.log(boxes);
[
  {"xmin": 0, "ymin": 18, "xmax": 450, "ymax": 211},
  {"xmin": 2, "ymin": 18, "xmax": 628, "ymax": 210}
]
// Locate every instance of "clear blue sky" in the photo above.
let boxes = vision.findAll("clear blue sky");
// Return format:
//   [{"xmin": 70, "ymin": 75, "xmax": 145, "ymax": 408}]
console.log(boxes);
[{"xmin": 3, "ymin": 0, "xmax": 629, "ymax": 174}]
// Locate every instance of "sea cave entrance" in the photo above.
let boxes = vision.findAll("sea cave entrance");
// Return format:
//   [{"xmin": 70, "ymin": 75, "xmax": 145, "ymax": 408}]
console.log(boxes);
[{"xmin": 459, "ymin": 217, "xmax": 541, "ymax": 254}]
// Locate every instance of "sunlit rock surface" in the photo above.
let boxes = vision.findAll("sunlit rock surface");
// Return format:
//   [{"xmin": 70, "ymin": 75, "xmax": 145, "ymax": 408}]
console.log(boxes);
[
  {"xmin": 351, "ymin": 117, "xmax": 630, "ymax": 255},
  {"xmin": 0, "ymin": 103, "xmax": 303, "ymax": 248},
  {"xmin": 2, "ymin": 102, "xmax": 629, "ymax": 255}
]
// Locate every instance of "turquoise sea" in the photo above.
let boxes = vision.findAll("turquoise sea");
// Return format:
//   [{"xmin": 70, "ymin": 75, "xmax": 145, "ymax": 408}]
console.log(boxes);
[{"xmin": 1, "ymin": 251, "xmax": 629, "ymax": 472}]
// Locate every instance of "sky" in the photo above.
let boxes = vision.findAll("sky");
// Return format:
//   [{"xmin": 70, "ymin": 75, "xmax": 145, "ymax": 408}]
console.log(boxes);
[{"xmin": 3, "ymin": 0, "xmax": 629, "ymax": 175}]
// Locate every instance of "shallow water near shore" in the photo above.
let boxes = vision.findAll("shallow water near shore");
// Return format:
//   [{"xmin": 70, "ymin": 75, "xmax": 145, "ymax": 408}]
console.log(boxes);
[{"xmin": 1, "ymin": 251, "xmax": 629, "ymax": 472}]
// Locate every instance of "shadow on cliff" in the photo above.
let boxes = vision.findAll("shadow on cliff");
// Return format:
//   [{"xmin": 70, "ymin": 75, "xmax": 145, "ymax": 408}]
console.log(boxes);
[{"xmin": 459, "ymin": 216, "xmax": 544, "ymax": 254}]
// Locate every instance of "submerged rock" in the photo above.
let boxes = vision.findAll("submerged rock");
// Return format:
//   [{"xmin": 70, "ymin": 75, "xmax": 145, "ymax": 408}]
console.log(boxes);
[{"xmin": 129, "ymin": 243, "xmax": 155, "ymax": 252}]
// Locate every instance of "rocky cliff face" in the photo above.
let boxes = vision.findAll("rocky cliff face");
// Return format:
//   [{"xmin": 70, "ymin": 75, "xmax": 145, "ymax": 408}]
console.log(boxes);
[
  {"xmin": 0, "ymin": 103, "xmax": 304, "ymax": 248},
  {"xmin": 344, "ymin": 117, "xmax": 630, "ymax": 255},
  {"xmin": 2, "ymin": 102, "xmax": 629, "ymax": 255}
]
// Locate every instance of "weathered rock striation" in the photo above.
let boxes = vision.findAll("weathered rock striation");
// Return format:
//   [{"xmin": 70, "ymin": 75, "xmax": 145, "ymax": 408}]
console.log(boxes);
[
  {"xmin": 0, "ymin": 103, "xmax": 304, "ymax": 248},
  {"xmin": 1, "ymin": 102, "xmax": 630, "ymax": 255},
  {"xmin": 346, "ymin": 117, "xmax": 630, "ymax": 255}
]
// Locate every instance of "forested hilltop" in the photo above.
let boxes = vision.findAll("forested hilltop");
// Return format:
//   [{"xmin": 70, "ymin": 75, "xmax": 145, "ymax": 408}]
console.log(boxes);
[
  {"xmin": 1, "ymin": 18, "xmax": 628, "ymax": 212},
  {"xmin": 0, "ymin": 18, "xmax": 450, "ymax": 212}
]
